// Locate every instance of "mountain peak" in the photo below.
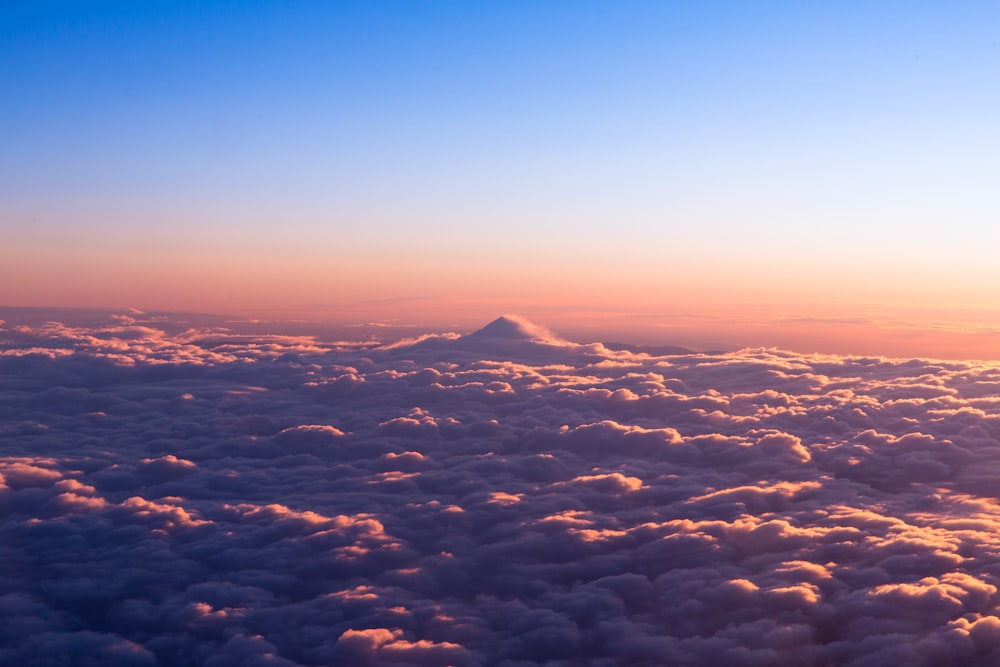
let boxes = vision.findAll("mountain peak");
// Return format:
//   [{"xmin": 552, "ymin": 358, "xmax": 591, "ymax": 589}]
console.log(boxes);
[{"xmin": 466, "ymin": 315, "xmax": 560, "ymax": 343}]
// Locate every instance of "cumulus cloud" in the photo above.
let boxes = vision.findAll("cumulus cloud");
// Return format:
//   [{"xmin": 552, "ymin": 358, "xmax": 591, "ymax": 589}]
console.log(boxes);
[{"xmin": 3, "ymin": 309, "xmax": 1000, "ymax": 665}]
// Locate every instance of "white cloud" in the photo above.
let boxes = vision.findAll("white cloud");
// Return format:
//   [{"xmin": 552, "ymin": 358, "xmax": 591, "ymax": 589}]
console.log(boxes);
[{"xmin": 3, "ymin": 310, "xmax": 1000, "ymax": 665}]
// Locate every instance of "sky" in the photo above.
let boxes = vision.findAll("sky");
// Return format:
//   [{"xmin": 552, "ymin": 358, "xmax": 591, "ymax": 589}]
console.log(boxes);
[{"xmin": 2, "ymin": 1, "xmax": 999, "ymax": 356}]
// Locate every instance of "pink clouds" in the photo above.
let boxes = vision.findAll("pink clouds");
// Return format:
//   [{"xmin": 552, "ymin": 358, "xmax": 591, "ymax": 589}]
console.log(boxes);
[{"xmin": 5, "ymin": 309, "xmax": 1000, "ymax": 664}]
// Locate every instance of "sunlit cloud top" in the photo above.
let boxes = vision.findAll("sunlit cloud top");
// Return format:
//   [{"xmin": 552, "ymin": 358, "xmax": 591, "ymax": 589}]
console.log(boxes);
[{"xmin": 6, "ymin": 310, "xmax": 1000, "ymax": 664}]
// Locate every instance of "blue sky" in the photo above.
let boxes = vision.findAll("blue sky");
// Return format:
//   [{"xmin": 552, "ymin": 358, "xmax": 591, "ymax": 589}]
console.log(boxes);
[{"xmin": 3, "ymin": 1, "xmax": 999, "ymax": 326}]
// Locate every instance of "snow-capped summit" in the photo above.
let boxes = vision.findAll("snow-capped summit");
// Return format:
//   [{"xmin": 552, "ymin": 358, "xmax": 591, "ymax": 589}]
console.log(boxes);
[
  {"xmin": 378, "ymin": 314, "xmax": 591, "ymax": 363},
  {"xmin": 464, "ymin": 315, "xmax": 562, "ymax": 344}
]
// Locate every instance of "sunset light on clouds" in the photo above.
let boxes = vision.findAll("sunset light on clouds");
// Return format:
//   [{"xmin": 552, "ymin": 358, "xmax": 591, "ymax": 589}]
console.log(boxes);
[{"xmin": 4, "ymin": 3, "xmax": 1000, "ymax": 666}]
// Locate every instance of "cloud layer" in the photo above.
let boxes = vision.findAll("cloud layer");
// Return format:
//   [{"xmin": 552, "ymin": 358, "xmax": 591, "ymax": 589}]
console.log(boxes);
[{"xmin": 4, "ymin": 311, "xmax": 1000, "ymax": 665}]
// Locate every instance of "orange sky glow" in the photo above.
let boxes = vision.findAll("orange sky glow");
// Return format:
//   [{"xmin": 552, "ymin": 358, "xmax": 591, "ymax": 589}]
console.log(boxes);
[
  {"xmin": 4, "ymin": 2, "xmax": 999, "ymax": 362},
  {"xmin": 4, "ymin": 243, "xmax": 999, "ymax": 361}
]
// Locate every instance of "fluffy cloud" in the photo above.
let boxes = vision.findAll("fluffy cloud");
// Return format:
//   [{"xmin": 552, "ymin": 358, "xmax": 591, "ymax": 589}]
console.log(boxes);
[{"xmin": 3, "ymin": 311, "xmax": 1000, "ymax": 665}]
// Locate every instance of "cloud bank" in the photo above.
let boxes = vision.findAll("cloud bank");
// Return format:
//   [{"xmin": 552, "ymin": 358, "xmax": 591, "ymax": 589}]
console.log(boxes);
[{"xmin": 4, "ymin": 312, "xmax": 1000, "ymax": 665}]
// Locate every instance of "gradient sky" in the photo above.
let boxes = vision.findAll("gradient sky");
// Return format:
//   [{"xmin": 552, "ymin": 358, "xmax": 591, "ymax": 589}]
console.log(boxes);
[{"xmin": 3, "ymin": 1, "xmax": 999, "ymax": 353}]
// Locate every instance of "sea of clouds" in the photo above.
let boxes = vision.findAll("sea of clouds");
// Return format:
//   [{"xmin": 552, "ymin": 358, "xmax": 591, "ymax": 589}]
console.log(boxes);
[{"xmin": 3, "ymin": 311, "xmax": 1000, "ymax": 666}]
